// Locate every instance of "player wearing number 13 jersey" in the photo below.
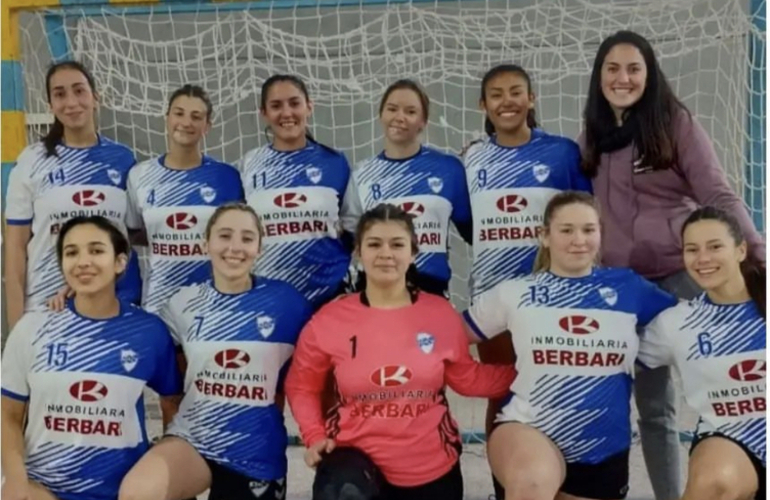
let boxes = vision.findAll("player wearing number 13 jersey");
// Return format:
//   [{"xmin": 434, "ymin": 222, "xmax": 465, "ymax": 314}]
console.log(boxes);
[
  {"xmin": 466, "ymin": 65, "xmax": 592, "ymax": 299},
  {"xmin": 638, "ymin": 207, "xmax": 766, "ymax": 500}
]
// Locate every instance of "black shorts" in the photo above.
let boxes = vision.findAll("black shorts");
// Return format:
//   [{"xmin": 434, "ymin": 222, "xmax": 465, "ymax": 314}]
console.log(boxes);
[
  {"xmin": 313, "ymin": 447, "xmax": 463, "ymax": 500},
  {"xmin": 491, "ymin": 449, "xmax": 629, "ymax": 500},
  {"xmin": 691, "ymin": 432, "xmax": 766, "ymax": 500},
  {"xmin": 206, "ymin": 459, "xmax": 286, "ymax": 500}
]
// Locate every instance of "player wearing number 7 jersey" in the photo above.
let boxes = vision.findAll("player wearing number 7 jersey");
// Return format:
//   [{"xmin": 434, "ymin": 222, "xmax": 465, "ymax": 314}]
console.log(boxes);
[
  {"xmin": 351, "ymin": 80, "xmax": 472, "ymax": 296},
  {"xmin": 464, "ymin": 192, "xmax": 676, "ymax": 500},
  {"xmin": 638, "ymin": 207, "xmax": 766, "ymax": 500}
]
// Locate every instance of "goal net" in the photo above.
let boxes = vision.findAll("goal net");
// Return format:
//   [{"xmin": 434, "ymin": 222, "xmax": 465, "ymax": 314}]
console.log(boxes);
[{"xmin": 13, "ymin": 0, "xmax": 766, "ymax": 439}]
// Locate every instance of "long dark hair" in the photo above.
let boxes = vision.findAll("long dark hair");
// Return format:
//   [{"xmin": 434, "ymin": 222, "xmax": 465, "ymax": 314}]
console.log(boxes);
[
  {"xmin": 581, "ymin": 30, "xmax": 689, "ymax": 177},
  {"xmin": 56, "ymin": 216, "xmax": 130, "ymax": 281},
  {"xmin": 260, "ymin": 74, "xmax": 315, "ymax": 144},
  {"xmin": 167, "ymin": 84, "xmax": 213, "ymax": 122},
  {"xmin": 42, "ymin": 61, "xmax": 98, "ymax": 157},
  {"xmin": 682, "ymin": 206, "xmax": 765, "ymax": 319},
  {"xmin": 354, "ymin": 203, "xmax": 420, "ymax": 294},
  {"xmin": 480, "ymin": 64, "xmax": 538, "ymax": 136}
]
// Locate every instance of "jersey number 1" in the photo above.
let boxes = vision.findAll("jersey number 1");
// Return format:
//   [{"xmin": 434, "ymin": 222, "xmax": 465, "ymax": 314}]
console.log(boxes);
[{"xmin": 349, "ymin": 335, "xmax": 357, "ymax": 358}]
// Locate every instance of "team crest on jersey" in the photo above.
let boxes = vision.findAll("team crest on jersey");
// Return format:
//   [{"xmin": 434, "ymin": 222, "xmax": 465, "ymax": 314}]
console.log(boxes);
[
  {"xmin": 200, "ymin": 186, "xmax": 217, "ymax": 203},
  {"xmin": 599, "ymin": 287, "xmax": 618, "ymax": 306},
  {"xmin": 532, "ymin": 163, "xmax": 550, "ymax": 183},
  {"xmin": 306, "ymin": 166, "xmax": 322, "ymax": 184},
  {"xmin": 249, "ymin": 480, "xmax": 269, "ymax": 497},
  {"xmin": 107, "ymin": 169, "xmax": 122, "ymax": 185},
  {"xmin": 417, "ymin": 332, "xmax": 435, "ymax": 354},
  {"xmin": 427, "ymin": 177, "xmax": 443, "ymax": 193},
  {"xmin": 257, "ymin": 315, "xmax": 275, "ymax": 338},
  {"xmin": 121, "ymin": 349, "xmax": 139, "ymax": 373}
]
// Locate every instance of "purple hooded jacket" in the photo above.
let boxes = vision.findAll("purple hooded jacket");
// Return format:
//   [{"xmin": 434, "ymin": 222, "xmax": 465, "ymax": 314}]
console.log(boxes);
[{"xmin": 578, "ymin": 111, "xmax": 765, "ymax": 279}]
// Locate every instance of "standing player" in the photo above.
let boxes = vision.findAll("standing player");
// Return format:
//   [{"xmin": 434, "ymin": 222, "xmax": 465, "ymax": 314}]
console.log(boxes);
[
  {"xmin": 126, "ymin": 84, "xmax": 243, "ymax": 313},
  {"xmin": 639, "ymin": 207, "xmax": 765, "ymax": 500},
  {"xmin": 4, "ymin": 61, "xmax": 141, "ymax": 330},
  {"xmin": 579, "ymin": 30, "xmax": 765, "ymax": 499},
  {"xmin": 286, "ymin": 204, "xmax": 515, "ymax": 500},
  {"xmin": 240, "ymin": 74, "xmax": 357, "ymax": 309},
  {"xmin": 352, "ymin": 79, "xmax": 472, "ymax": 296},
  {"xmin": 1, "ymin": 216, "xmax": 181, "ymax": 500},
  {"xmin": 119, "ymin": 203, "xmax": 311, "ymax": 500},
  {"xmin": 464, "ymin": 191, "xmax": 677, "ymax": 500}
]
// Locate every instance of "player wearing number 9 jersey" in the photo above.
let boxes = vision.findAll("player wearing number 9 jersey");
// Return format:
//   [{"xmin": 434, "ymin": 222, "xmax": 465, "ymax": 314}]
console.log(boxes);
[
  {"xmin": 351, "ymin": 80, "xmax": 472, "ymax": 296},
  {"xmin": 126, "ymin": 85, "xmax": 243, "ymax": 313},
  {"xmin": 240, "ymin": 75, "xmax": 357, "ymax": 309},
  {"xmin": 638, "ymin": 207, "xmax": 766, "ymax": 500},
  {"xmin": 4, "ymin": 61, "xmax": 141, "ymax": 331},
  {"xmin": 464, "ymin": 192, "xmax": 676, "ymax": 500},
  {"xmin": 1, "ymin": 216, "xmax": 182, "ymax": 500}
]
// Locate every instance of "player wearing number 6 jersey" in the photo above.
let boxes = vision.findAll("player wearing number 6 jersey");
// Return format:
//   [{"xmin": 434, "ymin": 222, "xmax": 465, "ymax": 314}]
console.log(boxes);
[
  {"xmin": 126, "ymin": 85, "xmax": 243, "ymax": 313},
  {"xmin": 240, "ymin": 75, "xmax": 358, "ymax": 309},
  {"xmin": 1, "ymin": 216, "xmax": 182, "ymax": 500},
  {"xmin": 286, "ymin": 204, "xmax": 515, "ymax": 500},
  {"xmin": 638, "ymin": 207, "xmax": 766, "ymax": 500},
  {"xmin": 119, "ymin": 203, "xmax": 311, "ymax": 500},
  {"xmin": 351, "ymin": 80, "xmax": 472, "ymax": 296},
  {"xmin": 464, "ymin": 192, "xmax": 677, "ymax": 500}
]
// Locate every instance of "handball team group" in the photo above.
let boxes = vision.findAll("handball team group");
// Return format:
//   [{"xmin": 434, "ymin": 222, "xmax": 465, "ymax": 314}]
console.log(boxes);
[{"xmin": 0, "ymin": 29, "xmax": 765, "ymax": 500}]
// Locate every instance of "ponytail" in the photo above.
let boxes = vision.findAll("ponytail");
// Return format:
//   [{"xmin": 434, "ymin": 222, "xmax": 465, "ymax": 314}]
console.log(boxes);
[
  {"xmin": 740, "ymin": 255, "xmax": 766, "ymax": 319},
  {"xmin": 43, "ymin": 119, "xmax": 65, "ymax": 157},
  {"xmin": 532, "ymin": 244, "xmax": 551, "ymax": 273}
]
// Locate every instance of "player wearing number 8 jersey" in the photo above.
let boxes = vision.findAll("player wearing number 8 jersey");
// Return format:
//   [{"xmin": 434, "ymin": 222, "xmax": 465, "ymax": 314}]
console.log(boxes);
[
  {"xmin": 240, "ymin": 75, "xmax": 358, "ymax": 308},
  {"xmin": 464, "ymin": 192, "xmax": 676, "ymax": 500},
  {"xmin": 1, "ymin": 216, "xmax": 182, "ymax": 500},
  {"xmin": 126, "ymin": 85, "xmax": 243, "ymax": 313},
  {"xmin": 638, "ymin": 207, "xmax": 766, "ymax": 500},
  {"xmin": 351, "ymin": 80, "xmax": 472, "ymax": 296}
]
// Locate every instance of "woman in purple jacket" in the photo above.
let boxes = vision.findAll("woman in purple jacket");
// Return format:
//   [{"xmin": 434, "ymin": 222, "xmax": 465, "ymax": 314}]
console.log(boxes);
[{"xmin": 579, "ymin": 30, "xmax": 765, "ymax": 500}]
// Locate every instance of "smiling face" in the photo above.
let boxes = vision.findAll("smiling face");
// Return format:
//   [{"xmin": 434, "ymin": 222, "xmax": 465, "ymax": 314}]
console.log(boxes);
[
  {"xmin": 380, "ymin": 88, "xmax": 426, "ymax": 146},
  {"xmin": 543, "ymin": 203, "xmax": 601, "ymax": 277},
  {"xmin": 60, "ymin": 223, "xmax": 126, "ymax": 296},
  {"xmin": 683, "ymin": 219, "xmax": 747, "ymax": 292},
  {"xmin": 357, "ymin": 220, "xmax": 416, "ymax": 289},
  {"xmin": 261, "ymin": 80, "xmax": 313, "ymax": 148},
  {"xmin": 601, "ymin": 43, "xmax": 648, "ymax": 120},
  {"xmin": 206, "ymin": 208, "xmax": 262, "ymax": 283},
  {"xmin": 48, "ymin": 68, "xmax": 98, "ymax": 134},
  {"xmin": 166, "ymin": 94, "xmax": 211, "ymax": 148},
  {"xmin": 481, "ymin": 71, "xmax": 535, "ymax": 135}
]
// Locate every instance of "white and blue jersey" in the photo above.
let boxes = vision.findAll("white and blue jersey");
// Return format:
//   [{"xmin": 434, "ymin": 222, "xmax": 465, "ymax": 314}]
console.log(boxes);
[
  {"xmin": 0, "ymin": 300, "xmax": 181, "ymax": 500},
  {"xmin": 240, "ymin": 141, "xmax": 355, "ymax": 307},
  {"xmin": 464, "ymin": 131, "xmax": 592, "ymax": 298},
  {"xmin": 126, "ymin": 155, "xmax": 243, "ymax": 313},
  {"xmin": 639, "ymin": 295, "xmax": 766, "ymax": 465},
  {"xmin": 464, "ymin": 268, "xmax": 676, "ymax": 464},
  {"xmin": 5, "ymin": 139, "xmax": 141, "ymax": 311},
  {"xmin": 352, "ymin": 146, "xmax": 472, "ymax": 286},
  {"xmin": 160, "ymin": 278, "xmax": 312, "ymax": 480}
]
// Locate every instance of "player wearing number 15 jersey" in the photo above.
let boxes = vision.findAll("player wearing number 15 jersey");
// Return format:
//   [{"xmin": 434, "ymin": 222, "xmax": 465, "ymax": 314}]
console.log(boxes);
[
  {"xmin": 352, "ymin": 80, "xmax": 472, "ymax": 296},
  {"xmin": 466, "ymin": 65, "xmax": 592, "ymax": 299},
  {"xmin": 1, "ymin": 217, "xmax": 181, "ymax": 500},
  {"xmin": 126, "ymin": 85, "xmax": 243, "ymax": 313},
  {"xmin": 639, "ymin": 207, "xmax": 766, "ymax": 500},
  {"xmin": 241, "ymin": 75, "xmax": 358, "ymax": 309}
]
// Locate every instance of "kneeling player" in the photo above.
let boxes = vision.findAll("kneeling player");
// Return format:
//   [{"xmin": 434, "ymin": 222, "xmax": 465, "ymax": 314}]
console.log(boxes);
[
  {"xmin": 1, "ymin": 216, "xmax": 182, "ymax": 500},
  {"xmin": 639, "ymin": 207, "xmax": 766, "ymax": 500}
]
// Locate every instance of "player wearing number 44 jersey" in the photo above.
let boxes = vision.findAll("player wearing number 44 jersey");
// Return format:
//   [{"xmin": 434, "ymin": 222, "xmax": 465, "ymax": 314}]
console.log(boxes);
[
  {"xmin": 127, "ymin": 85, "xmax": 243, "ymax": 314},
  {"xmin": 1, "ymin": 217, "xmax": 182, "ymax": 500},
  {"xmin": 639, "ymin": 207, "xmax": 766, "ymax": 500},
  {"xmin": 464, "ymin": 192, "xmax": 676, "ymax": 500}
]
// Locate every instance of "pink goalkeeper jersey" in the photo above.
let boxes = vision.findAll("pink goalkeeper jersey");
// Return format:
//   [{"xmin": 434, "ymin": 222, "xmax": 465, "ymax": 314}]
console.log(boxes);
[{"xmin": 285, "ymin": 292, "xmax": 514, "ymax": 486}]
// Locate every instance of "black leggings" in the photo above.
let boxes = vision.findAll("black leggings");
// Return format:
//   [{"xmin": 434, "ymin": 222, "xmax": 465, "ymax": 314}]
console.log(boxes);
[{"xmin": 312, "ymin": 447, "xmax": 463, "ymax": 500}]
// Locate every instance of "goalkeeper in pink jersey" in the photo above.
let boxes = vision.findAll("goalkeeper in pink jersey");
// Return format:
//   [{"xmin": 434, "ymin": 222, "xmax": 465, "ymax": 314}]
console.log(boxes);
[{"xmin": 285, "ymin": 203, "xmax": 515, "ymax": 500}]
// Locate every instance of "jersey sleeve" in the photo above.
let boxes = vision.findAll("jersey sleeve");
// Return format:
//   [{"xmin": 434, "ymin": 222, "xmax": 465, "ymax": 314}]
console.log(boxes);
[
  {"xmin": 158, "ymin": 288, "xmax": 189, "ymax": 346},
  {"xmin": 125, "ymin": 167, "xmax": 143, "ymax": 230},
  {"xmin": 284, "ymin": 320, "xmax": 333, "ymax": 446},
  {"xmin": 566, "ymin": 141, "xmax": 593, "ymax": 194},
  {"xmin": 448, "ymin": 156, "xmax": 473, "ymax": 245},
  {"xmin": 634, "ymin": 274, "xmax": 678, "ymax": 327},
  {"xmin": 147, "ymin": 319, "xmax": 183, "ymax": 396},
  {"xmin": 462, "ymin": 282, "xmax": 512, "ymax": 341},
  {"xmin": 637, "ymin": 310, "xmax": 676, "ymax": 369},
  {"xmin": 1, "ymin": 313, "xmax": 41, "ymax": 401},
  {"xmin": 5, "ymin": 148, "xmax": 37, "ymax": 225},
  {"xmin": 339, "ymin": 172, "xmax": 363, "ymax": 235}
]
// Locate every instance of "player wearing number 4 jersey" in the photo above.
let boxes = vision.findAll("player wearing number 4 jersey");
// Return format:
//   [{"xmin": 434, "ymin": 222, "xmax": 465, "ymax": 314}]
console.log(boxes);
[
  {"xmin": 464, "ymin": 192, "xmax": 676, "ymax": 500},
  {"xmin": 127, "ymin": 85, "xmax": 243, "ymax": 313},
  {"xmin": 240, "ymin": 75, "xmax": 357, "ymax": 309},
  {"xmin": 286, "ymin": 204, "xmax": 515, "ymax": 500},
  {"xmin": 1, "ymin": 216, "xmax": 182, "ymax": 500},
  {"xmin": 639, "ymin": 207, "xmax": 766, "ymax": 500},
  {"xmin": 120, "ymin": 203, "xmax": 311, "ymax": 500},
  {"xmin": 351, "ymin": 80, "xmax": 472, "ymax": 295}
]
